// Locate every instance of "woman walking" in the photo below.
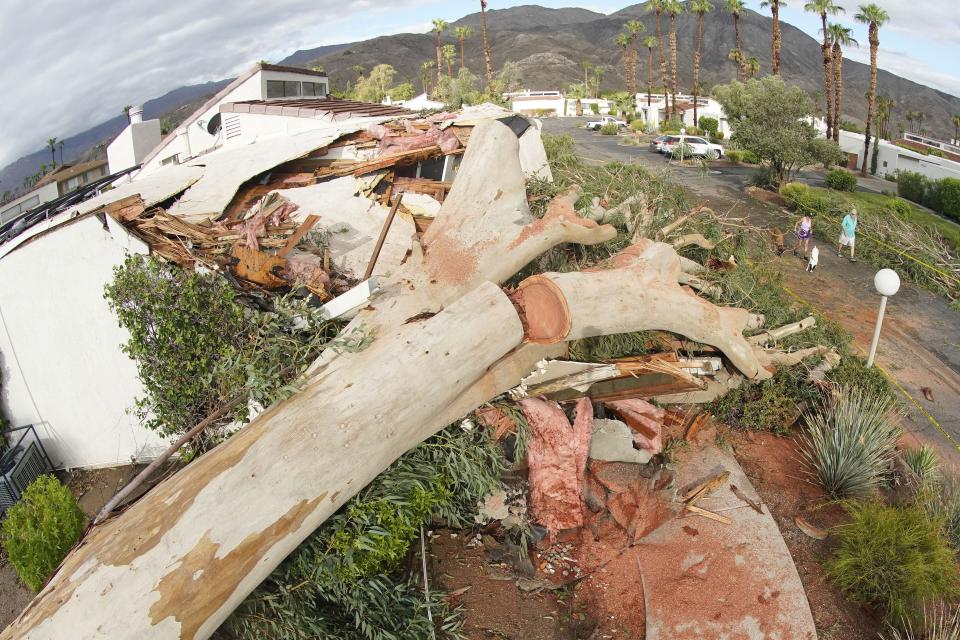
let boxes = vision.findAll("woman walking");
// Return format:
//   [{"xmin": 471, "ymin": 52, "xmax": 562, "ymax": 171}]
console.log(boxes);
[{"xmin": 793, "ymin": 214, "xmax": 813, "ymax": 258}]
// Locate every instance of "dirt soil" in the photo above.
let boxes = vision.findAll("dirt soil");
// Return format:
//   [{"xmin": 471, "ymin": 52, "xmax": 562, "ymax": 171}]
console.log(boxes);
[{"xmin": 721, "ymin": 426, "xmax": 883, "ymax": 640}]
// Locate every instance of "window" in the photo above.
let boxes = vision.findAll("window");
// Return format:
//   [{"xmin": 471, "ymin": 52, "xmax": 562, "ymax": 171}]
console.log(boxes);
[
  {"xmin": 302, "ymin": 81, "xmax": 327, "ymax": 97},
  {"xmin": 266, "ymin": 79, "xmax": 307, "ymax": 98},
  {"xmin": 266, "ymin": 80, "xmax": 285, "ymax": 99}
]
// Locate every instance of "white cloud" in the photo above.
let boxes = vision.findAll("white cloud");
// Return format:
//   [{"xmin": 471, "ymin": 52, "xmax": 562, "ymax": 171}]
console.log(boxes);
[
  {"xmin": 844, "ymin": 44, "xmax": 960, "ymax": 96},
  {"xmin": 0, "ymin": 0, "xmax": 425, "ymax": 165}
]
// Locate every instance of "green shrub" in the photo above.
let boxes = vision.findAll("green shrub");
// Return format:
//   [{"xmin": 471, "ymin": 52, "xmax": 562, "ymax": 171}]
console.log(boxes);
[
  {"xmin": 927, "ymin": 178, "xmax": 960, "ymax": 221},
  {"xmin": 800, "ymin": 387, "xmax": 901, "ymax": 499},
  {"xmin": 750, "ymin": 166, "xmax": 778, "ymax": 188},
  {"xmin": 887, "ymin": 197, "xmax": 914, "ymax": 217},
  {"xmin": 825, "ymin": 355, "xmax": 896, "ymax": 404},
  {"xmin": 1, "ymin": 475, "xmax": 87, "ymax": 592},
  {"xmin": 880, "ymin": 604, "xmax": 960, "ymax": 640},
  {"xmin": 710, "ymin": 367, "xmax": 816, "ymax": 434},
  {"xmin": 671, "ymin": 143, "xmax": 696, "ymax": 159},
  {"xmin": 740, "ymin": 150, "xmax": 760, "ymax": 164},
  {"xmin": 898, "ymin": 171, "xmax": 930, "ymax": 205},
  {"xmin": 839, "ymin": 119, "xmax": 864, "ymax": 133},
  {"xmin": 590, "ymin": 102, "xmax": 599, "ymax": 114},
  {"xmin": 698, "ymin": 117, "xmax": 719, "ymax": 136},
  {"xmin": 629, "ymin": 119, "xmax": 646, "ymax": 133},
  {"xmin": 780, "ymin": 182, "xmax": 810, "ymax": 209},
  {"xmin": 710, "ymin": 133, "xmax": 725, "ymax": 143},
  {"xmin": 725, "ymin": 149, "xmax": 744, "ymax": 164},
  {"xmin": 599, "ymin": 122, "xmax": 619, "ymax": 135},
  {"xmin": 923, "ymin": 468, "xmax": 960, "ymax": 549},
  {"xmin": 826, "ymin": 500, "xmax": 960, "ymax": 627},
  {"xmin": 826, "ymin": 169, "xmax": 858, "ymax": 192},
  {"xmin": 660, "ymin": 117, "xmax": 683, "ymax": 133}
]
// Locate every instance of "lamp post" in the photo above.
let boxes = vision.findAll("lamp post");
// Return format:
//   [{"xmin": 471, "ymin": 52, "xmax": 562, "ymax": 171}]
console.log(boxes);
[
  {"xmin": 679, "ymin": 127, "xmax": 686, "ymax": 163},
  {"xmin": 866, "ymin": 268, "xmax": 900, "ymax": 367}
]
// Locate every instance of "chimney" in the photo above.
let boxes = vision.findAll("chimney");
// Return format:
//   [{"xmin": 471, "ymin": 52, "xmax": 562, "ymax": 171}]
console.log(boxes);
[{"xmin": 129, "ymin": 105, "xmax": 144, "ymax": 124}]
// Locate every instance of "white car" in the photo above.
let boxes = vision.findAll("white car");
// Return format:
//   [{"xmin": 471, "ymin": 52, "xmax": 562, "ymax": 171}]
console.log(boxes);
[
  {"xmin": 660, "ymin": 135, "xmax": 724, "ymax": 160},
  {"xmin": 586, "ymin": 116, "xmax": 627, "ymax": 131}
]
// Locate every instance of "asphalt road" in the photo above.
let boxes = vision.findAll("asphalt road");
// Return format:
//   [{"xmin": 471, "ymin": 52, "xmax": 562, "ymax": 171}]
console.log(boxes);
[{"xmin": 542, "ymin": 117, "xmax": 960, "ymax": 463}]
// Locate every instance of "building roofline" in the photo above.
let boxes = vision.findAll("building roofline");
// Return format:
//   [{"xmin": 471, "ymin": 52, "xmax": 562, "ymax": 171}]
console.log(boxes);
[{"xmin": 139, "ymin": 63, "xmax": 330, "ymax": 168}]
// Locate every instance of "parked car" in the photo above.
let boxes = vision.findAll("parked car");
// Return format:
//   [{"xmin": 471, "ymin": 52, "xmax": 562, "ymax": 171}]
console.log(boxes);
[
  {"xmin": 659, "ymin": 135, "xmax": 724, "ymax": 160},
  {"xmin": 649, "ymin": 135, "xmax": 671, "ymax": 153},
  {"xmin": 586, "ymin": 115, "xmax": 627, "ymax": 131}
]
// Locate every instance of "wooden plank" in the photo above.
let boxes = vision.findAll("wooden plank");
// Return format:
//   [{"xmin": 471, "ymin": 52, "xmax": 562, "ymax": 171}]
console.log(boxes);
[
  {"xmin": 230, "ymin": 244, "xmax": 287, "ymax": 288},
  {"xmin": 686, "ymin": 504, "xmax": 732, "ymax": 525},
  {"xmin": 730, "ymin": 484, "xmax": 763, "ymax": 514},
  {"xmin": 278, "ymin": 215, "xmax": 320, "ymax": 258},
  {"xmin": 684, "ymin": 413, "xmax": 709, "ymax": 442},
  {"xmin": 682, "ymin": 469, "xmax": 730, "ymax": 505}
]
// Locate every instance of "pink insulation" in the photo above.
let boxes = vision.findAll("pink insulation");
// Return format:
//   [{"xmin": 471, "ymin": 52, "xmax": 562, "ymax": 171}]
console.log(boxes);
[{"xmin": 520, "ymin": 397, "xmax": 593, "ymax": 536}]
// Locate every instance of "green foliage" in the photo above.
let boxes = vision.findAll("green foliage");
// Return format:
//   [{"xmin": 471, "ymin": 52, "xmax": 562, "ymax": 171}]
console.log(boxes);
[
  {"xmin": 799, "ymin": 387, "xmax": 902, "ymax": 499},
  {"xmin": 590, "ymin": 102, "xmax": 600, "ymax": 114},
  {"xmin": 928, "ymin": 178, "xmax": 960, "ymax": 222},
  {"xmin": 104, "ymin": 255, "xmax": 345, "ymax": 443},
  {"xmin": 230, "ymin": 425, "xmax": 506, "ymax": 640},
  {"xmin": 750, "ymin": 166, "xmax": 778, "ymax": 189},
  {"xmin": 629, "ymin": 119, "xmax": 646, "ymax": 133},
  {"xmin": 898, "ymin": 171, "xmax": 929, "ymax": 205},
  {"xmin": 698, "ymin": 116, "xmax": 719, "ymax": 136},
  {"xmin": 740, "ymin": 149, "xmax": 760, "ymax": 164},
  {"xmin": 824, "ymin": 355, "xmax": 896, "ymax": 404},
  {"xmin": 351, "ymin": 64, "xmax": 397, "ymax": 103},
  {"xmin": 923, "ymin": 468, "xmax": 960, "ymax": 549},
  {"xmin": 713, "ymin": 77, "xmax": 845, "ymax": 185},
  {"xmin": 826, "ymin": 168, "xmax": 858, "ymax": 192},
  {"xmin": 1, "ymin": 475, "xmax": 86, "ymax": 592},
  {"xmin": 599, "ymin": 122, "xmax": 619, "ymax": 135},
  {"xmin": 568, "ymin": 331, "xmax": 658, "ymax": 361},
  {"xmin": 879, "ymin": 604, "xmax": 960, "ymax": 640},
  {"xmin": 388, "ymin": 82, "xmax": 415, "ymax": 101},
  {"xmin": 710, "ymin": 366, "xmax": 815, "ymax": 433},
  {"xmin": 826, "ymin": 500, "xmax": 960, "ymax": 627},
  {"xmin": 104, "ymin": 254, "xmax": 246, "ymax": 439},
  {"xmin": 659, "ymin": 117, "xmax": 683, "ymax": 133},
  {"xmin": 839, "ymin": 119, "xmax": 864, "ymax": 133},
  {"xmin": 903, "ymin": 445, "xmax": 940, "ymax": 485},
  {"xmin": 725, "ymin": 149, "xmax": 744, "ymax": 164}
]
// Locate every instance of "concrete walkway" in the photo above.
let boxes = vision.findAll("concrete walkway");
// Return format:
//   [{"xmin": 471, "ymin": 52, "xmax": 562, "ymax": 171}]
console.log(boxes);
[{"xmin": 637, "ymin": 444, "xmax": 817, "ymax": 640}]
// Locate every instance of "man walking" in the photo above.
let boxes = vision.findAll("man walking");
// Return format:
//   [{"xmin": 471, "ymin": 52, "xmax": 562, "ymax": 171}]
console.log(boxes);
[{"xmin": 837, "ymin": 208, "xmax": 858, "ymax": 262}]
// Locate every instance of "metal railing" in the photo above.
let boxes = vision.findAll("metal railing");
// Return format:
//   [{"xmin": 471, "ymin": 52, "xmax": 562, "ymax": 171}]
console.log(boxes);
[{"xmin": 0, "ymin": 425, "xmax": 55, "ymax": 515}]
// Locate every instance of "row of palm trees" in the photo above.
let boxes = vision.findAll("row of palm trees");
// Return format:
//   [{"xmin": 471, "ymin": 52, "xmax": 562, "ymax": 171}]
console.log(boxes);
[{"xmin": 431, "ymin": 1, "xmax": 496, "ymax": 93}]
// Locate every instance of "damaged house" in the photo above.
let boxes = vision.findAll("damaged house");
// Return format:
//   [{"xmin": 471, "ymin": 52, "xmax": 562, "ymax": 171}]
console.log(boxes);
[{"xmin": 0, "ymin": 95, "xmax": 550, "ymax": 470}]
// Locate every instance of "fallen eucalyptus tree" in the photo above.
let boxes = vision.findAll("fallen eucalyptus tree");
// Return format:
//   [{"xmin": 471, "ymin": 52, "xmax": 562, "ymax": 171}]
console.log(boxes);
[{"xmin": 4, "ymin": 120, "xmax": 805, "ymax": 639}]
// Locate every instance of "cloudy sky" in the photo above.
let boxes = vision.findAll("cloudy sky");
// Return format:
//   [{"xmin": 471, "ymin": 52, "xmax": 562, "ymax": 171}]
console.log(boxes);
[{"xmin": 0, "ymin": 0, "xmax": 957, "ymax": 167}]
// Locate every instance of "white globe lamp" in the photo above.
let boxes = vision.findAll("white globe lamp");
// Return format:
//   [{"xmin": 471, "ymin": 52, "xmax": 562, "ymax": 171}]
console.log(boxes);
[{"xmin": 867, "ymin": 269, "xmax": 901, "ymax": 367}]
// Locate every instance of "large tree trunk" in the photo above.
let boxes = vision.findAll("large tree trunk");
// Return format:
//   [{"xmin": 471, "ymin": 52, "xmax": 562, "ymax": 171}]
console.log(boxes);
[
  {"xmin": 833, "ymin": 44, "xmax": 843, "ymax": 143},
  {"xmin": 647, "ymin": 47, "xmax": 654, "ymax": 108},
  {"xmin": 821, "ymin": 14, "xmax": 833, "ymax": 140},
  {"xmin": 4, "ymin": 120, "xmax": 779, "ymax": 639},
  {"xmin": 435, "ymin": 31, "xmax": 443, "ymax": 88},
  {"xmin": 669, "ymin": 14, "xmax": 678, "ymax": 118},
  {"xmin": 623, "ymin": 46, "xmax": 631, "ymax": 95},
  {"xmin": 734, "ymin": 15, "xmax": 744, "ymax": 82},
  {"xmin": 632, "ymin": 36, "xmax": 639, "ymax": 96}
]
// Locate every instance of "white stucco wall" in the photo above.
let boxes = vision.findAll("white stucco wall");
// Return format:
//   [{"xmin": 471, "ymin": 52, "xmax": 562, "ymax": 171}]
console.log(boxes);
[
  {"xmin": 836, "ymin": 130, "xmax": 960, "ymax": 181},
  {"xmin": 0, "ymin": 216, "xmax": 167, "ymax": 469},
  {"xmin": 511, "ymin": 96, "xmax": 565, "ymax": 116},
  {"xmin": 107, "ymin": 120, "xmax": 162, "ymax": 174}
]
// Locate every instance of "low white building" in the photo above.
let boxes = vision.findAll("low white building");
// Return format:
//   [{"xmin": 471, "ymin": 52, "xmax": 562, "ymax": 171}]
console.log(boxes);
[
  {"xmin": 832, "ymin": 128, "xmax": 960, "ymax": 182},
  {"xmin": 138, "ymin": 63, "xmax": 329, "ymax": 174},
  {"xmin": 0, "ymin": 160, "xmax": 111, "ymax": 225},
  {"xmin": 384, "ymin": 93, "xmax": 444, "ymax": 111},
  {"xmin": 107, "ymin": 105, "xmax": 162, "ymax": 174},
  {"xmin": 506, "ymin": 91, "xmax": 566, "ymax": 117},
  {"xmin": 636, "ymin": 93, "xmax": 731, "ymax": 137},
  {"xmin": 0, "ymin": 182, "xmax": 58, "ymax": 225}
]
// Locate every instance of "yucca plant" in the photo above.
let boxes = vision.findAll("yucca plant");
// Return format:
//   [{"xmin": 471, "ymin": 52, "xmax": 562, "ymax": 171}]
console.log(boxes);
[
  {"xmin": 826, "ymin": 501, "xmax": 960, "ymax": 627},
  {"xmin": 799, "ymin": 386, "xmax": 902, "ymax": 498},
  {"xmin": 880, "ymin": 603, "xmax": 960, "ymax": 639},
  {"xmin": 903, "ymin": 445, "xmax": 941, "ymax": 486},
  {"xmin": 923, "ymin": 468, "xmax": 960, "ymax": 549}
]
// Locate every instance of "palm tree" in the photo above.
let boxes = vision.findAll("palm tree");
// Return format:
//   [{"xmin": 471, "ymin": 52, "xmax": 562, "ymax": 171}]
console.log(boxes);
[
  {"xmin": 953, "ymin": 115, "xmax": 960, "ymax": 143},
  {"xmin": 827, "ymin": 23, "xmax": 857, "ymax": 143},
  {"xmin": 905, "ymin": 110, "xmax": 915, "ymax": 134},
  {"xmin": 625, "ymin": 20, "xmax": 645, "ymax": 98},
  {"xmin": 875, "ymin": 96, "xmax": 894, "ymax": 140},
  {"xmin": 47, "ymin": 138, "xmax": 57, "ymax": 169},
  {"xmin": 855, "ymin": 3, "xmax": 889, "ymax": 175},
  {"xmin": 760, "ymin": 0, "xmax": 786, "ymax": 75},
  {"xmin": 421, "ymin": 61, "xmax": 435, "ymax": 95},
  {"xmin": 725, "ymin": 0, "xmax": 746, "ymax": 81},
  {"xmin": 58, "ymin": 140, "xmax": 64, "ymax": 166},
  {"xmin": 745, "ymin": 57, "xmax": 761, "ymax": 79},
  {"xmin": 916, "ymin": 111, "xmax": 925, "ymax": 135},
  {"xmin": 442, "ymin": 44, "xmax": 457, "ymax": 79},
  {"xmin": 480, "ymin": 0, "xmax": 494, "ymax": 90},
  {"xmin": 645, "ymin": 0, "xmax": 671, "ymax": 121},
  {"xmin": 593, "ymin": 67, "xmax": 605, "ymax": 99},
  {"xmin": 728, "ymin": 48, "xmax": 745, "ymax": 76},
  {"xmin": 454, "ymin": 26, "xmax": 474, "ymax": 70},
  {"xmin": 644, "ymin": 35, "xmax": 658, "ymax": 108},
  {"xmin": 806, "ymin": 1, "xmax": 844, "ymax": 139},
  {"xmin": 691, "ymin": 0, "xmax": 713, "ymax": 126},
  {"xmin": 616, "ymin": 33, "xmax": 633, "ymax": 94},
  {"xmin": 664, "ymin": 0, "xmax": 685, "ymax": 117},
  {"xmin": 582, "ymin": 60, "xmax": 593, "ymax": 92},
  {"xmin": 432, "ymin": 19, "xmax": 448, "ymax": 86}
]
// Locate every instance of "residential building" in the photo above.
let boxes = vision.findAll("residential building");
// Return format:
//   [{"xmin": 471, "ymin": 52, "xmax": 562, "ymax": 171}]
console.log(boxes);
[
  {"xmin": 0, "ymin": 159, "xmax": 109, "ymax": 225},
  {"xmin": 107, "ymin": 105, "xmax": 162, "ymax": 174},
  {"xmin": 636, "ymin": 94, "xmax": 731, "ymax": 137},
  {"xmin": 506, "ymin": 90, "xmax": 566, "ymax": 117},
  {"xmin": 832, "ymin": 127, "xmax": 960, "ymax": 181},
  {"xmin": 383, "ymin": 93, "xmax": 445, "ymax": 111},
  {"xmin": 138, "ymin": 63, "xmax": 330, "ymax": 174}
]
